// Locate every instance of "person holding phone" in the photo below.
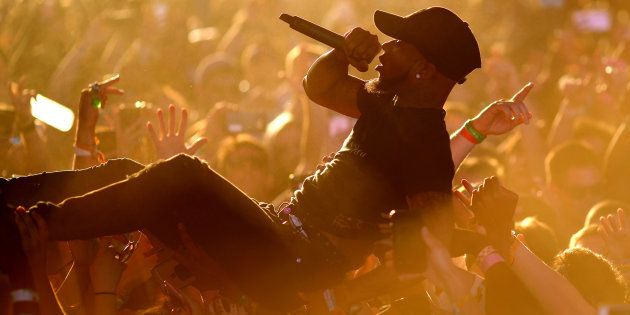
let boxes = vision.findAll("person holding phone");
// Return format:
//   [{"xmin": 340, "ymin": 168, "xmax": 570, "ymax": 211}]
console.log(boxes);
[{"xmin": 1, "ymin": 7, "xmax": 533, "ymax": 312}]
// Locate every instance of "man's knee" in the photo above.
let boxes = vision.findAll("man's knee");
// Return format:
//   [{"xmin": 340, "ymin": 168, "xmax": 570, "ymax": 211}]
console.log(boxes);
[
  {"xmin": 165, "ymin": 154, "xmax": 206, "ymax": 170},
  {"xmin": 102, "ymin": 158, "xmax": 145, "ymax": 174},
  {"xmin": 145, "ymin": 154, "xmax": 209, "ymax": 183}
]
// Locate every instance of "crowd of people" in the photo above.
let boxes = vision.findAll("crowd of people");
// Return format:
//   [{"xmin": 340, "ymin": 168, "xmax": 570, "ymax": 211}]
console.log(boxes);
[{"xmin": 1, "ymin": 0, "xmax": 630, "ymax": 314}]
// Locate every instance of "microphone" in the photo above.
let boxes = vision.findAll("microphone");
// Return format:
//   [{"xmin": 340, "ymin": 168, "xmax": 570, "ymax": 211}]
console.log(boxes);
[{"xmin": 279, "ymin": 14, "xmax": 344, "ymax": 49}]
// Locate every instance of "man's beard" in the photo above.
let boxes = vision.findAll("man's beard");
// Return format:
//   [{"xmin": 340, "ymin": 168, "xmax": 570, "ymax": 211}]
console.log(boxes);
[{"xmin": 365, "ymin": 75, "xmax": 406, "ymax": 95}]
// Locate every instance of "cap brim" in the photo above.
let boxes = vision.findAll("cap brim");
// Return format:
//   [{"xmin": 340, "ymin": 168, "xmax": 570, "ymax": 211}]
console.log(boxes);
[{"xmin": 374, "ymin": 10, "xmax": 406, "ymax": 39}]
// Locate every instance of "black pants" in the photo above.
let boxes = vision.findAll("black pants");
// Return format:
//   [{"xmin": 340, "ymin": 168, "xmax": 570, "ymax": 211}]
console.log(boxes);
[{"xmin": 1, "ymin": 154, "xmax": 345, "ymax": 311}]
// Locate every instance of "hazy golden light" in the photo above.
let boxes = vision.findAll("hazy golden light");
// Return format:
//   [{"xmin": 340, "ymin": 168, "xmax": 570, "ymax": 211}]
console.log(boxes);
[{"xmin": 30, "ymin": 94, "xmax": 75, "ymax": 132}]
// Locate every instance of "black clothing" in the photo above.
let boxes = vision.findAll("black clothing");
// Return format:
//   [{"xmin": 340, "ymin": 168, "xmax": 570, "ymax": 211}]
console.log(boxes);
[
  {"xmin": 1, "ymin": 156, "xmax": 345, "ymax": 311},
  {"xmin": 1, "ymin": 83, "xmax": 455, "ymax": 311},
  {"xmin": 292, "ymin": 84, "xmax": 454, "ymax": 240},
  {"xmin": 485, "ymin": 262, "xmax": 545, "ymax": 315}
]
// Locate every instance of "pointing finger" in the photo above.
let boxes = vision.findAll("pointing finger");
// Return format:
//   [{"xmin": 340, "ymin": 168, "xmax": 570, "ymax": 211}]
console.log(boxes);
[{"xmin": 511, "ymin": 82, "xmax": 533, "ymax": 102}]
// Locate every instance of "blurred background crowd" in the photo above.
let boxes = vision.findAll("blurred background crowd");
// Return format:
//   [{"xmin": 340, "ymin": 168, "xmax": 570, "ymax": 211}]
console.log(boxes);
[{"xmin": 1, "ymin": 0, "xmax": 630, "ymax": 314}]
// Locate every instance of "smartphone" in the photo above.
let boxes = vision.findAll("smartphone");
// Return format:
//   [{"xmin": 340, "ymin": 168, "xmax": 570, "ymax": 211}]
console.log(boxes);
[
  {"xmin": 392, "ymin": 210, "xmax": 426, "ymax": 274},
  {"xmin": 225, "ymin": 111, "xmax": 264, "ymax": 134},
  {"xmin": 599, "ymin": 305, "xmax": 630, "ymax": 315},
  {"xmin": 572, "ymin": 9, "xmax": 611, "ymax": 33},
  {"xmin": 107, "ymin": 232, "xmax": 141, "ymax": 264},
  {"xmin": 152, "ymin": 258, "xmax": 196, "ymax": 290},
  {"xmin": 30, "ymin": 94, "xmax": 74, "ymax": 132}
]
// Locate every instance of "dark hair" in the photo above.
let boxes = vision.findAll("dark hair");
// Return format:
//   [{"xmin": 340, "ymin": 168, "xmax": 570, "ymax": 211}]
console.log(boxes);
[
  {"xmin": 552, "ymin": 248, "xmax": 627, "ymax": 305},
  {"xmin": 545, "ymin": 141, "xmax": 599, "ymax": 186},
  {"xmin": 216, "ymin": 134, "xmax": 269, "ymax": 172},
  {"xmin": 569, "ymin": 224, "xmax": 602, "ymax": 249},
  {"xmin": 584, "ymin": 200, "xmax": 629, "ymax": 227},
  {"xmin": 573, "ymin": 118, "xmax": 615, "ymax": 144},
  {"xmin": 515, "ymin": 217, "xmax": 560, "ymax": 265}
]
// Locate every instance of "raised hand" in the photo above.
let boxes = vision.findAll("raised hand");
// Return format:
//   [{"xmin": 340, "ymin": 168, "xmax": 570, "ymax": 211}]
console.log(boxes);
[
  {"xmin": 78, "ymin": 75, "xmax": 124, "ymax": 130},
  {"xmin": 75, "ymin": 75, "xmax": 124, "ymax": 151},
  {"xmin": 14, "ymin": 206, "xmax": 49, "ymax": 270},
  {"xmin": 599, "ymin": 208, "xmax": 630, "ymax": 262},
  {"xmin": 147, "ymin": 104, "xmax": 208, "ymax": 160},
  {"xmin": 89, "ymin": 237, "xmax": 125, "ymax": 293},
  {"xmin": 421, "ymin": 227, "xmax": 456, "ymax": 285},
  {"xmin": 460, "ymin": 177, "xmax": 518, "ymax": 256},
  {"xmin": 470, "ymin": 82, "xmax": 533, "ymax": 136}
]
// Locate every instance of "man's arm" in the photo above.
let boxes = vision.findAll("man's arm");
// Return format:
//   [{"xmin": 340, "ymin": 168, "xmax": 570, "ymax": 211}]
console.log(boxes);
[
  {"xmin": 303, "ymin": 28, "xmax": 381, "ymax": 118},
  {"xmin": 450, "ymin": 83, "xmax": 533, "ymax": 168}
]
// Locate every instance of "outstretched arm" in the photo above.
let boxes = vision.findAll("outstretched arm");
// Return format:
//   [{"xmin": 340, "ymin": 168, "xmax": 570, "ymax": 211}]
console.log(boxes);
[
  {"xmin": 511, "ymin": 237, "xmax": 596, "ymax": 315},
  {"xmin": 461, "ymin": 177, "xmax": 595, "ymax": 315},
  {"xmin": 73, "ymin": 75, "xmax": 124, "ymax": 169},
  {"xmin": 450, "ymin": 83, "xmax": 533, "ymax": 168},
  {"xmin": 303, "ymin": 28, "xmax": 381, "ymax": 118}
]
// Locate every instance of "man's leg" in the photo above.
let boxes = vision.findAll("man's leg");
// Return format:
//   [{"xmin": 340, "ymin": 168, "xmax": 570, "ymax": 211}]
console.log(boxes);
[
  {"xmin": 0, "ymin": 158, "xmax": 144, "ymax": 292},
  {"xmin": 28, "ymin": 154, "xmax": 303, "ymax": 310},
  {"xmin": 1, "ymin": 158, "xmax": 145, "ymax": 207}
]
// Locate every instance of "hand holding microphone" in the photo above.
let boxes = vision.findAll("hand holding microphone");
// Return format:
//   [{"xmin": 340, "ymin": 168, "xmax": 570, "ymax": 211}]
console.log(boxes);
[
  {"xmin": 280, "ymin": 14, "xmax": 381, "ymax": 72},
  {"xmin": 342, "ymin": 27, "xmax": 381, "ymax": 72}
]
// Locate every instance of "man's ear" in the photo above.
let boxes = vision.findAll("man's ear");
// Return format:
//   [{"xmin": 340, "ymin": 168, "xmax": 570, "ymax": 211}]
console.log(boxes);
[{"xmin": 410, "ymin": 61, "xmax": 437, "ymax": 81}]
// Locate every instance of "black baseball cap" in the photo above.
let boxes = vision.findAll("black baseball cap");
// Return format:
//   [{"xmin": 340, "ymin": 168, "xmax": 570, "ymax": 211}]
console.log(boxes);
[{"xmin": 374, "ymin": 7, "xmax": 481, "ymax": 84}]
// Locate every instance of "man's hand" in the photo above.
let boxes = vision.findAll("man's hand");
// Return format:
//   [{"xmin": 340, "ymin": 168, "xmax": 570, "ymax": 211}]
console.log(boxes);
[
  {"xmin": 75, "ymin": 75, "xmax": 124, "ymax": 148},
  {"xmin": 77, "ymin": 75, "xmax": 124, "ymax": 130},
  {"xmin": 461, "ymin": 177, "xmax": 518, "ymax": 256},
  {"xmin": 14, "ymin": 207, "xmax": 49, "ymax": 271},
  {"xmin": 89, "ymin": 237, "xmax": 125, "ymax": 293},
  {"xmin": 600, "ymin": 208, "xmax": 630, "ymax": 262},
  {"xmin": 421, "ymin": 227, "xmax": 457, "ymax": 286},
  {"xmin": 470, "ymin": 82, "xmax": 533, "ymax": 136},
  {"xmin": 147, "ymin": 104, "xmax": 208, "ymax": 159},
  {"xmin": 342, "ymin": 27, "xmax": 381, "ymax": 72}
]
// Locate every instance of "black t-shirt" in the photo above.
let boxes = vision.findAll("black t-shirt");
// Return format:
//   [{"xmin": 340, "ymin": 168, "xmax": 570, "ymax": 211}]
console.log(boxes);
[{"xmin": 292, "ymin": 84, "xmax": 454, "ymax": 240}]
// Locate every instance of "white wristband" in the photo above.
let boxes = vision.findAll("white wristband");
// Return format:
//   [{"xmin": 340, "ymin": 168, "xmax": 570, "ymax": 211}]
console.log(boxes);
[
  {"xmin": 11, "ymin": 289, "xmax": 39, "ymax": 302},
  {"xmin": 73, "ymin": 145, "xmax": 94, "ymax": 157}
]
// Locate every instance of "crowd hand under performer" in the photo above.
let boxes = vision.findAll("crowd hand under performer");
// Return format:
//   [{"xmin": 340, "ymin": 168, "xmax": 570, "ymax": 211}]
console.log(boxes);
[
  {"xmin": 599, "ymin": 208, "xmax": 630, "ymax": 264},
  {"xmin": 456, "ymin": 177, "xmax": 518, "ymax": 258},
  {"xmin": 147, "ymin": 104, "xmax": 208, "ymax": 160},
  {"xmin": 421, "ymin": 227, "xmax": 483, "ymax": 315},
  {"xmin": 88, "ymin": 237, "xmax": 125, "ymax": 315},
  {"xmin": 341, "ymin": 27, "xmax": 381, "ymax": 72},
  {"xmin": 160, "ymin": 281, "xmax": 210, "ymax": 315},
  {"xmin": 174, "ymin": 224, "xmax": 242, "ymax": 300},
  {"xmin": 14, "ymin": 206, "xmax": 65, "ymax": 315},
  {"xmin": 74, "ymin": 75, "xmax": 124, "ymax": 165}
]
